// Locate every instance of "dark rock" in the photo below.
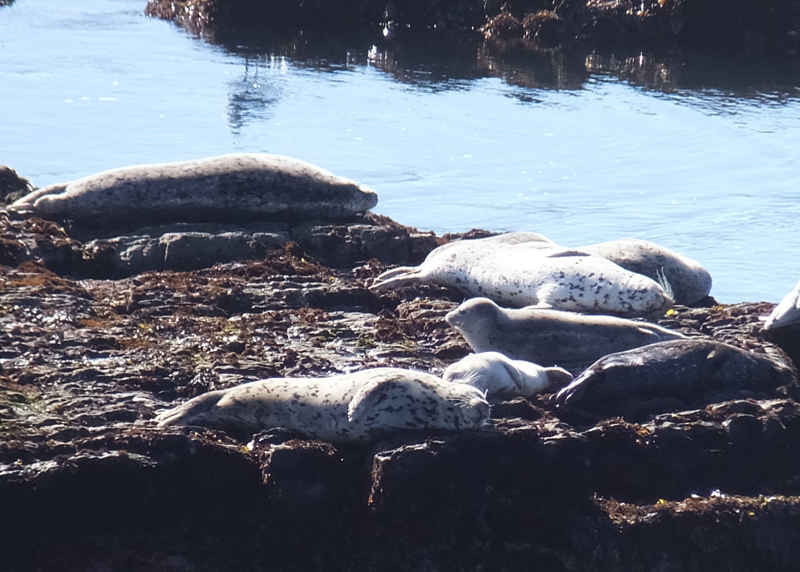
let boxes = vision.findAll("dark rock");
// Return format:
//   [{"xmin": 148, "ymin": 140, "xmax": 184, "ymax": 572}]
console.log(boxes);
[
  {"xmin": 0, "ymin": 165, "xmax": 34, "ymax": 205},
  {"xmin": 6, "ymin": 207, "xmax": 800, "ymax": 569}
]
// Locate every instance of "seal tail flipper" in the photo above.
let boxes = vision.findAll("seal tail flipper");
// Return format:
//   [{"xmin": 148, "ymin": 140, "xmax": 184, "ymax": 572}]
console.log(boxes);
[
  {"xmin": 155, "ymin": 389, "xmax": 227, "ymax": 427},
  {"xmin": 550, "ymin": 371, "xmax": 590, "ymax": 409},
  {"xmin": 370, "ymin": 266, "xmax": 424, "ymax": 291},
  {"xmin": 8, "ymin": 183, "xmax": 69, "ymax": 214},
  {"xmin": 544, "ymin": 367, "xmax": 574, "ymax": 389}
]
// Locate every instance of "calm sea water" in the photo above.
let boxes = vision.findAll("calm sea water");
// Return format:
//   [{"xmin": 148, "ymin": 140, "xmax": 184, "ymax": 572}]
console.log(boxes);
[{"xmin": 1, "ymin": 0, "xmax": 799, "ymax": 303}]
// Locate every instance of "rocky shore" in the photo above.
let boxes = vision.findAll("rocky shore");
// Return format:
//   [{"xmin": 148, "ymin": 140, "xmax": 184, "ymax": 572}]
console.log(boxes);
[
  {"xmin": 2, "ymin": 164, "xmax": 800, "ymax": 571},
  {"xmin": 145, "ymin": 0, "xmax": 800, "ymax": 53}
]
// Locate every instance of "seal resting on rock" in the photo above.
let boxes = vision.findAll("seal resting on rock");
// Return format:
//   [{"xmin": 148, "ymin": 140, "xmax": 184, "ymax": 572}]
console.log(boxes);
[
  {"xmin": 552, "ymin": 339, "xmax": 798, "ymax": 418},
  {"xmin": 445, "ymin": 297, "xmax": 684, "ymax": 366},
  {"xmin": 155, "ymin": 368, "xmax": 490, "ymax": 442},
  {"xmin": 372, "ymin": 235, "xmax": 674, "ymax": 317},
  {"xmin": 443, "ymin": 351, "xmax": 573, "ymax": 398},
  {"xmin": 580, "ymin": 238, "xmax": 712, "ymax": 306},
  {"xmin": 764, "ymin": 279, "xmax": 800, "ymax": 330},
  {"xmin": 9, "ymin": 153, "xmax": 378, "ymax": 228}
]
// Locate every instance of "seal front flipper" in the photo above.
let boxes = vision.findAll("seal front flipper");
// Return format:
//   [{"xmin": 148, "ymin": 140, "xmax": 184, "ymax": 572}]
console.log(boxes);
[
  {"xmin": 155, "ymin": 389, "xmax": 227, "ymax": 427},
  {"xmin": 347, "ymin": 374, "xmax": 399, "ymax": 422},
  {"xmin": 544, "ymin": 367, "xmax": 574, "ymax": 390},
  {"xmin": 545, "ymin": 249, "xmax": 593, "ymax": 258},
  {"xmin": 370, "ymin": 266, "xmax": 424, "ymax": 291}
]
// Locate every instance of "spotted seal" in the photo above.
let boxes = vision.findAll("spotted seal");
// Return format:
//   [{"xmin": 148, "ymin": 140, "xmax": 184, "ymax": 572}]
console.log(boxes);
[
  {"xmin": 10, "ymin": 153, "xmax": 378, "ymax": 228},
  {"xmin": 764, "ymin": 279, "xmax": 800, "ymax": 330},
  {"xmin": 445, "ymin": 297, "xmax": 684, "ymax": 366},
  {"xmin": 580, "ymin": 238, "xmax": 712, "ymax": 306},
  {"xmin": 372, "ymin": 235, "xmax": 674, "ymax": 317},
  {"xmin": 552, "ymin": 339, "xmax": 798, "ymax": 418},
  {"xmin": 443, "ymin": 351, "xmax": 573, "ymax": 398},
  {"xmin": 155, "ymin": 367, "xmax": 490, "ymax": 442}
]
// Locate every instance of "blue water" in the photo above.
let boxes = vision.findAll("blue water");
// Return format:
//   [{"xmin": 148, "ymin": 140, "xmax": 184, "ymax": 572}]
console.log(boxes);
[{"xmin": 2, "ymin": 0, "xmax": 800, "ymax": 303}]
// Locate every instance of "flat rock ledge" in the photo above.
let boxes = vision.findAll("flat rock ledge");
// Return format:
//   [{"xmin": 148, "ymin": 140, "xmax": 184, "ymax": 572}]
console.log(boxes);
[{"xmin": 2, "ymin": 207, "xmax": 800, "ymax": 571}]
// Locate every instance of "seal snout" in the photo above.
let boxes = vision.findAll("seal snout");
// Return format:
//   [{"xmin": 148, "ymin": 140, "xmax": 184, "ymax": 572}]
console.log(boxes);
[{"xmin": 444, "ymin": 307, "xmax": 463, "ymax": 327}]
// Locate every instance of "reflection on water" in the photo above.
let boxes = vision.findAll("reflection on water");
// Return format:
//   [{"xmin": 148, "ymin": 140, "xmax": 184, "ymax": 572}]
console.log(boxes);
[
  {"xmin": 1, "ymin": 0, "xmax": 799, "ymax": 303},
  {"xmin": 211, "ymin": 23, "xmax": 800, "ymax": 100},
  {"xmin": 226, "ymin": 57, "xmax": 284, "ymax": 133}
]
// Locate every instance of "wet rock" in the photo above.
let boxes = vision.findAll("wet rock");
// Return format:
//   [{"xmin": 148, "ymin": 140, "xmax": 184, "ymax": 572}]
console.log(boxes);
[{"xmin": 0, "ymin": 165, "xmax": 34, "ymax": 206}]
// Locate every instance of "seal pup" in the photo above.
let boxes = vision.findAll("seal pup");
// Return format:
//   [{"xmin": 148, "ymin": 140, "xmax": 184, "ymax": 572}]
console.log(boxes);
[
  {"xmin": 580, "ymin": 238, "xmax": 712, "ymax": 306},
  {"xmin": 445, "ymin": 297, "xmax": 685, "ymax": 366},
  {"xmin": 552, "ymin": 339, "xmax": 798, "ymax": 418},
  {"xmin": 764, "ymin": 279, "xmax": 800, "ymax": 330},
  {"xmin": 443, "ymin": 351, "xmax": 573, "ymax": 398},
  {"xmin": 372, "ymin": 236, "xmax": 674, "ymax": 317},
  {"xmin": 156, "ymin": 367, "xmax": 490, "ymax": 442},
  {"xmin": 9, "ymin": 153, "xmax": 378, "ymax": 228}
]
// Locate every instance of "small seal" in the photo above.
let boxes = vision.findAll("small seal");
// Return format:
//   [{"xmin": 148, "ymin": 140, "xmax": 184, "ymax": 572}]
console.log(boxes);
[
  {"xmin": 581, "ymin": 238, "xmax": 712, "ymax": 306},
  {"xmin": 764, "ymin": 279, "xmax": 800, "ymax": 330},
  {"xmin": 156, "ymin": 367, "xmax": 490, "ymax": 442},
  {"xmin": 443, "ymin": 351, "xmax": 573, "ymax": 398},
  {"xmin": 10, "ymin": 153, "xmax": 378, "ymax": 228},
  {"xmin": 372, "ymin": 235, "xmax": 673, "ymax": 317},
  {"xmin": 552, "ymin": 339, "xmax": 798, "ymax": 418},
  {"xmin": 445, "ymin": 297, "xmax": 684, "ymax": 366}
]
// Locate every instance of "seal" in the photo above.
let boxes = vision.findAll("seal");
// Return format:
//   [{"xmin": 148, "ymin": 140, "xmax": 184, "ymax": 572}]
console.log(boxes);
[
  {"xmin": 155, "ymin": 367, "xmax": 490, "ymax": 442},
  {"xmin": 764, "ymin": 279, "xmax": 800, "ymax": 330},
  {"xmin": 443, "ymin": 351, "xmax": 573, "ymax": 398},
  {"xmin": 580, "ymin": 238, "xmax": 712, "ymax": 306},
  {"xmin": 445, "ymin": 297, "xmax": 685, "ymax": 366},
  {"xmin": 551, "ymin": 339, "xmax": 798, "ymax": 418},
  {"xmin": 9, "ymin": 153, "xmax": 378, "ymax": 228},
  {"xmin": 372, "ymin": 236, "xmax": 674, "ymax": 317}
]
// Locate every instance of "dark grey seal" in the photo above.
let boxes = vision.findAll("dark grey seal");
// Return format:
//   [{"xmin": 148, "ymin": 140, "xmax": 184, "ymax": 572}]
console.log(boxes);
[
  {"xmin": 9, "ymin": 153, "xmax": 378, "ymax": 228},
  {"xmin": 445, "ymin": 297, "xmax": 684, "ymax": 367},
  {"xmin": 552, "ymin": 339, "xmax": 798, "ymax": 418}
]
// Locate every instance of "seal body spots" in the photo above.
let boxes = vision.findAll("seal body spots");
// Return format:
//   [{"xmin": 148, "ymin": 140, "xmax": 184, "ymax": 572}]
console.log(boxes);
[
  {"xmin": 155, "ymin": 368, "xmax": 490, "ymax": 442},
  {"xmin": 372, "ymin": 236, "xmax": 673, "ymax": 317},
  {"xmin": 445, "ymin": 297, "xmax": 685, "ymax": 367},
  {"xmin": 552, "ymin": 339, "xmax": 798, "ymax": 417},
  {"xmin": 443, "ymin": 351, "xmax": 573, "ymax": 398},
  {"xmin": 581, "ymin": 239, "xmax": 712, "ymax": 306},
  {"xmin": 764, "ymin": 279, "xmax": 800, "ymax": 330},
  {"xmin": 10, "ymin": 153, "xmax": 378, "ymax": 227}
]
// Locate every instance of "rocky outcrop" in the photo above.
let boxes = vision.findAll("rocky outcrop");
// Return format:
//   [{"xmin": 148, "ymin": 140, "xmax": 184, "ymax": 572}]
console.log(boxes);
[
  {"xmin": 145, "ymin": 0, "xmax": 800, "ymax": 52},
  {"xmin": 3, "ymin": 199, "xmax": 800, "ymax": 570}
]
